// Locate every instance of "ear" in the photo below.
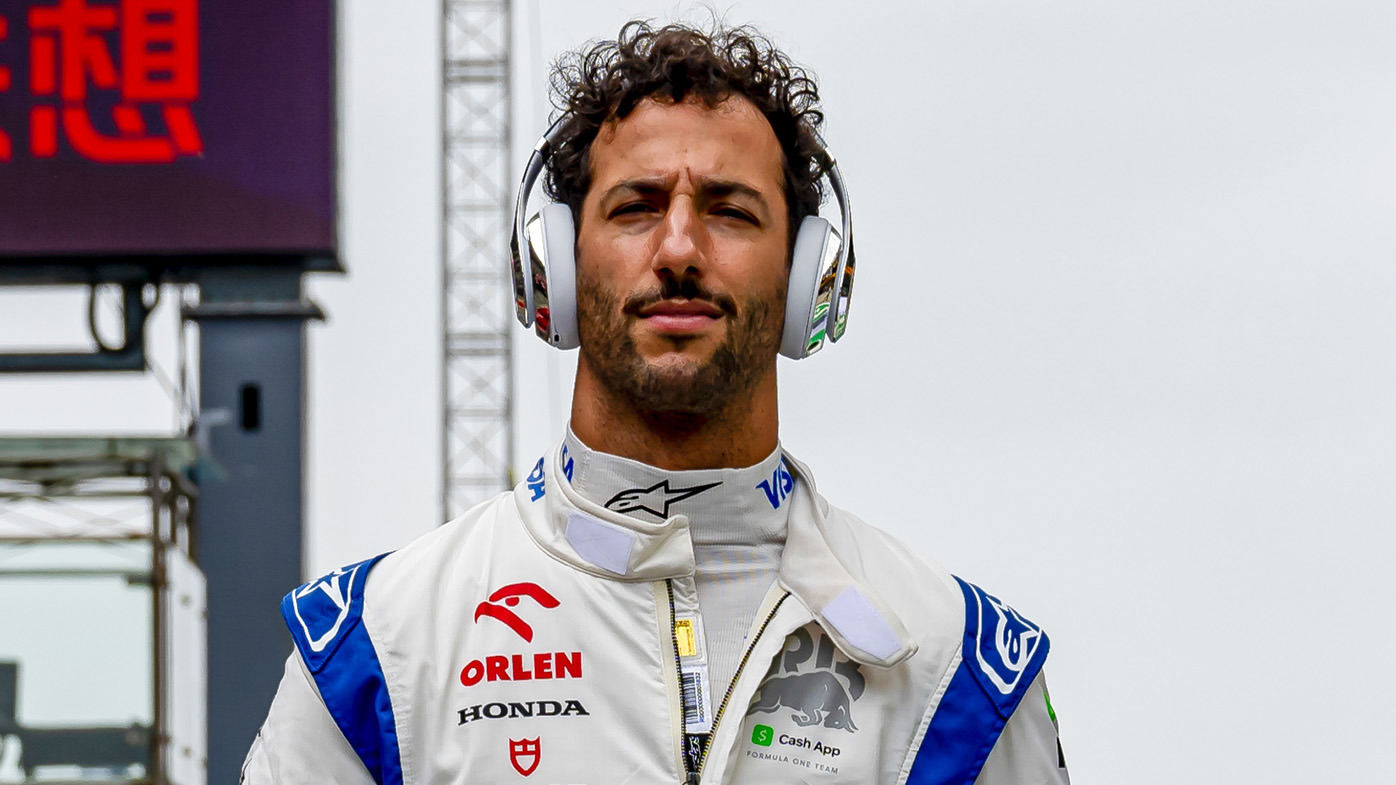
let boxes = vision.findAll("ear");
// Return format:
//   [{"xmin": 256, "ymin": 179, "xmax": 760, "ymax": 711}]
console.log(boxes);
[{"xmin": 780, "ymin": 215, "xmax": 838, "ymax": 359}]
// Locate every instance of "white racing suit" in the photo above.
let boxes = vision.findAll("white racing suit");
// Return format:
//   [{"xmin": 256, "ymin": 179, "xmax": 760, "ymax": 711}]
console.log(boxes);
[{"xmin": 242, "ymin": 444, "xmax": 1070, "ymax": 784}]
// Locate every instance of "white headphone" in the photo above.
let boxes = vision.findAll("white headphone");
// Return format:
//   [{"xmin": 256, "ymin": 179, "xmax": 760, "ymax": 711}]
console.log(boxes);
[{"xmin": 509, "ymin": 115, "xmax": 857, "ymax": 360}]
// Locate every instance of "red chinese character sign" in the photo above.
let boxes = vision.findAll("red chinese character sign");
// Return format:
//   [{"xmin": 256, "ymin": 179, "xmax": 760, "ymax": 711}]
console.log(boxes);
[
  {"xmin": 0, "ymin": 0, "xmax": 336, "ymax": 269},
  {"xmin": 27, "ymin": 0, "xmax": 203, "ymax": 163}
]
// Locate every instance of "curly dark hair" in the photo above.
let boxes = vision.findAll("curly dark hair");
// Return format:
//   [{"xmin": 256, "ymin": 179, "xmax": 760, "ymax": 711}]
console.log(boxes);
[{"xmin": 544, "ymin": 20, "xmax": 828, "ymax": 251}]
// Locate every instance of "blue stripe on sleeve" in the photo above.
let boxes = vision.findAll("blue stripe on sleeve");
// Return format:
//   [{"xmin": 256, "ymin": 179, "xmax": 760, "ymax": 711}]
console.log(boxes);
[
  {"xmin": 905, "ymin": 576, "xmax": 1050, "ymax": 785},
  {"xmin": 280, "ymin": 553, "xmax": 402, "ymax": 785},
  {"xmin": 905, "ymin": 663, "xmax": 1003, "ymax": 785}
]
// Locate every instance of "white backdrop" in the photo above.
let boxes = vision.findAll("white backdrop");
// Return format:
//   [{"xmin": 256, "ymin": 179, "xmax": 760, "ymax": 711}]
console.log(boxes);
[{"xmin": 1, "ymin": 1, "xmax": 1393, "ymax": 781}]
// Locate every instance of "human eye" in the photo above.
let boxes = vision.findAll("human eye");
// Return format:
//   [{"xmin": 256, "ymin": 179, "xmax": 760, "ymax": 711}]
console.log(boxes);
[
  {"xmin": 608, "ymin": 201, "xmax": 657, "ymax": 219},
  {"xmin": 713, "ymin": 205, "xmax": 759, "ymax": 224}
]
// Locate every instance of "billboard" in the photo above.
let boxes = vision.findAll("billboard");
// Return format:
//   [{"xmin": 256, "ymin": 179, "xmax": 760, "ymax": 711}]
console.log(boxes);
[{"xmin": 0, "ymin": 0, "xmax": 337, "ymax": 268}]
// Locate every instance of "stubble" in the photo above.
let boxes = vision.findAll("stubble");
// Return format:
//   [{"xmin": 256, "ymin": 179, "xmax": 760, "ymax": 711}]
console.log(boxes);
[{"xmin": 576, "ymin": 269, "xmax": 783, "ymax": 420}]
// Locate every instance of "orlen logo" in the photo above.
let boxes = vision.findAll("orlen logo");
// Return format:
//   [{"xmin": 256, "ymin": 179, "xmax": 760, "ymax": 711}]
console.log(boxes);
[
  {"xmin": 474, "ymin": 582, "xmax": 559, "ymax": 642},
  {"xmin": 460, "ymin": 652, "xmax": 582, "ymax": 687},
  {"xmin": 756, "ymin": 458, "xmax": 794, "ymax": 510}
]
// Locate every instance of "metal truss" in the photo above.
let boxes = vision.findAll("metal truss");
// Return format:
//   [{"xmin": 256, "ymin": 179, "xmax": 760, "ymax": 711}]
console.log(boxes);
[
  {"xmin": 0, "ymin": 437, "xmax": 201, "ymax": 785},
  {"xmin": 442, "ymin": 0, "xmax": 514, "ymax": 520}
]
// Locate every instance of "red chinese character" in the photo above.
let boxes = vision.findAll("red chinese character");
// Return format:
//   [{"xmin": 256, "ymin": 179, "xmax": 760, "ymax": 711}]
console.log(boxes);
[
  {"xmin": 1, "ymin": 15, "xmax": 12, "ymax": 161},
  {"xmin": 27, "ymin": 0, "xmax": 202, "ymax": 163}
]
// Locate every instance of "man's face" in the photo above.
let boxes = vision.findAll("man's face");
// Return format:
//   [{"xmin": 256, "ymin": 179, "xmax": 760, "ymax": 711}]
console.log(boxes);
[{"xmin": 575, "ymin": 95, "xmax": 790, "ymax": 416}]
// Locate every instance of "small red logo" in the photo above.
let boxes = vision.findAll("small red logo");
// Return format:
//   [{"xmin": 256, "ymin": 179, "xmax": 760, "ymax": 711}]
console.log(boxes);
[
  {"xmin": 474, "ymin": 582, "xmax": 559, "ymax": 642},
  {"xmin": 509, "ymin": 737, "xmax": 540, "ymax": 777}
]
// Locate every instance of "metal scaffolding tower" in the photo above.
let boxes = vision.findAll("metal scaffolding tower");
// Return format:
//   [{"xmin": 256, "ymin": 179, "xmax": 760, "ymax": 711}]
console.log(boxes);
[{"xmin": 442, "ymin": 0, "xmax": 515, "ymax": 519}]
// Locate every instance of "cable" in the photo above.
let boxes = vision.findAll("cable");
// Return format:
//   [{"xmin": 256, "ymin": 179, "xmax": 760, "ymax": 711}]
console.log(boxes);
[
  {"xmin": 98, "ymin": 283, "xmax": 192, "ymax": 424},
  {"xmin": 87, "ymin": 283, "xmax": 127, "ymax": 353}
]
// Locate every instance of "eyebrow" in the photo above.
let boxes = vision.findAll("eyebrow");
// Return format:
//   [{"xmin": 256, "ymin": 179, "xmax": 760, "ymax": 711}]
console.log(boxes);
[{"xmin": 600, "ymin": 177, "xmax": 772, "ymax": 220}]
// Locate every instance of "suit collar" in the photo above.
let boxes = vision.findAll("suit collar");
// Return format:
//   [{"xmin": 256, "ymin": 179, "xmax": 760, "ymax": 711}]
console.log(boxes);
[{"xmin": 514, "ymin": 441, "xmax": 918, "ymax": 668}]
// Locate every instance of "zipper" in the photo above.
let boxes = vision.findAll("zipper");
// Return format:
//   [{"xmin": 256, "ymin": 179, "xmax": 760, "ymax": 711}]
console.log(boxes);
[
  {"xmin": 665, "ymin": 579, "xmax": 700, "ymax": 785},
  {"xmin": 695, "ymin": 591, "xmax": 791, "ymax": 782}
]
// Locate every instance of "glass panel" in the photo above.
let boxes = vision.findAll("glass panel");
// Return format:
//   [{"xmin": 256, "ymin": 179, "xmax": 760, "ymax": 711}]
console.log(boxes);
[{"xmin": 0, "ymin": 540, "xmax": 154, "ymax": 783}]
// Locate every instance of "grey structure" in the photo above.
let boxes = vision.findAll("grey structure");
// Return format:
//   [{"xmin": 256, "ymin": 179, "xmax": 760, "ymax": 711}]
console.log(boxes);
[
  {"xmin": 0, "ymin": 436, "xmax": 202, "ymax": 785},
  {"xmin": 442, "ymin": 0, "xmax": 516, "ymax": 520},
  {"xmin": 185, "ymin": 269, "xmax": 324, "ymax": 785}
]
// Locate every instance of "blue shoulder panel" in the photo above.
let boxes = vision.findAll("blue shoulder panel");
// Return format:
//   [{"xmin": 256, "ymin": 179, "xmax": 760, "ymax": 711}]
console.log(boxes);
[
  {"xmin": 280, "ymin": 553, "xmax": 401, "ymax": 785},
  {"xmin": 905, "ymin": 577, "xmax": 1050, "ymax": 785},
  {"xmin": 954, "ymin": 577, "xmax": 1050, "ymax": 718}
]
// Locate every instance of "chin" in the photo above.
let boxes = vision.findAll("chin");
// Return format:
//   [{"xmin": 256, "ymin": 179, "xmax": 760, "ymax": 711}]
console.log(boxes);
[{"xmin": 640, "ymin": 351, "xmax": 711, "ymax": 381}]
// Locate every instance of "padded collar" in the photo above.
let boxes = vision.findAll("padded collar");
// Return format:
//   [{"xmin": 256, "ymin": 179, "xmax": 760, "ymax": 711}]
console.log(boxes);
[{"xmin": 513, "ymin": 442, "xmax": 918, "ymax": 669}]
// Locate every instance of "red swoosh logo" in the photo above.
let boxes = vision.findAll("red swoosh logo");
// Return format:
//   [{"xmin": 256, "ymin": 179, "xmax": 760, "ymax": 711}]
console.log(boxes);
[{"xmin": 474, "ymin": 602, "xmax": 534, "ymax": 641}]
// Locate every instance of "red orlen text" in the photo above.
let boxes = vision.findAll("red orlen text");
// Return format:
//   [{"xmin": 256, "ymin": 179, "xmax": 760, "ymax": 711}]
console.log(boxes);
[{"xmin": 460, "ymin": 652, "xmax": 584, "ymax": 688}]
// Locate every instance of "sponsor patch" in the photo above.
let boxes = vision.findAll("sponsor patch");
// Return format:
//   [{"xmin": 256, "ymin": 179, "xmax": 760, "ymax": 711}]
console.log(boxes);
[
  {"xmin": 290, "ymin": 562, "xmax": 368, "ymax": 654},
  {"xmin": 604, "ymin": 479, "xmax": 720, "ymax": 520},
  {"xmin": 456, "ymin": 699, "xmax": 590, "ymax": 725},
  {"xmin": 963, "ymin": 580, "xmax": 1045, "ymax": 696},
  {"xmin": 755, "ymin": 458, "xmax": 794, "ymax": 510},
  {"xmin": 509, "ymin": 737, "xmax": 540, "ymax": 777},
  {"xmin": 459, "ymin": 651, "xmax": 583, "ymax": 687},
  {"xmin": 473, "ymin": 582, "xmax": 560, "ymax": 642},
  {"xmin": 748, "ymin": 627, "xmax": 864, "ymax": 734},
  {"xmin": 281, "ymin": 553, "xmax": 389, "ymax": 672},
  {"xmin": 526, "ymin": 457, "xmax": 546, "ymax": 501}
]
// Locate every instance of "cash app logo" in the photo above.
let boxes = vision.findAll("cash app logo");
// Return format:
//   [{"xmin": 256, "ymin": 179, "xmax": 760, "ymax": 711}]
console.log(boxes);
[{"xmin": 752, "ymin": 724, "xmax": 774, "ymax": 747}]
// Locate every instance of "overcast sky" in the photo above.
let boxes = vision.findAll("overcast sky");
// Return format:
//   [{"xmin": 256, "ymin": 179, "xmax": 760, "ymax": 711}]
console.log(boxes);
[{"xmin": 1, "ymin": 0, "xmax": 1393, "ymax": 782}]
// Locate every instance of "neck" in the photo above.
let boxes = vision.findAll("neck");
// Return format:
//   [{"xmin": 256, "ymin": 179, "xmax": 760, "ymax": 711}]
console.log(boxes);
[{"xmin": 570, "ymin": 358, "xmax": 779, "ymax": 470}]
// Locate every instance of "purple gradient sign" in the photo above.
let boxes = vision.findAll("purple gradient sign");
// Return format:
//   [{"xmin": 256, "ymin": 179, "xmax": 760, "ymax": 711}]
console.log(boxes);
[{"xmin": 0, "ymin": 0, "xmax": 337, "ymax": 263}]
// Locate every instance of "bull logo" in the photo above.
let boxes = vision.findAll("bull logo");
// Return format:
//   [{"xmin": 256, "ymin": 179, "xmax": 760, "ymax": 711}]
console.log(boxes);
[
  {"xmin": 474, "ymin": 582, "xmax": 559, "ymax": 642},
  {"xmin": 747, "ymin": 627, "xmax": 864, "ymax": 733},
  {"xmin": 508, "ymin": 737, "xmax": 540, "ymax": 777}
]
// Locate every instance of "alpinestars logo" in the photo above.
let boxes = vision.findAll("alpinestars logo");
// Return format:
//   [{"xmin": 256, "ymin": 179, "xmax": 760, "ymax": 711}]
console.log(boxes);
[
  {"xmin": 604, "ymin": 480, "xmax": 720, "ymax": 520},
  {"xmin": 748, "ymin": 627, "xmax": 864, "ymax": 733},
  {"xmin": 474, "ymin": 582, "xmax": 560, "ymax": 642}
]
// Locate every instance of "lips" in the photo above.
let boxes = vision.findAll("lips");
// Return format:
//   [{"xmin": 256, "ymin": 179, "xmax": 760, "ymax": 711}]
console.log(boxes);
[{"xmin": 635, "ymin": 299, "xmax": 725, "ymax": 335}]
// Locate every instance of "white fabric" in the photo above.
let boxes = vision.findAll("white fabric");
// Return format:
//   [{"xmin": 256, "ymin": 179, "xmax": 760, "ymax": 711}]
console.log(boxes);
[
  {"xmin": 976, "ymin": 672, "xmax": 1072, "ymax": 785},
  {"xmin": 241, "ymin": 440, "xmax": 1067, "ymax": 785},
  {"xmin": 562, "ymin": 427, "xmax": 788, "ymax": 706}
]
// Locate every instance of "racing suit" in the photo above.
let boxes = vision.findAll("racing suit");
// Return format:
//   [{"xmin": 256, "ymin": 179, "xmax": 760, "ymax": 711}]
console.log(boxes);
[{"xmin": 241, "ymin": 442, "xmax": 1069, "ymax": 784}]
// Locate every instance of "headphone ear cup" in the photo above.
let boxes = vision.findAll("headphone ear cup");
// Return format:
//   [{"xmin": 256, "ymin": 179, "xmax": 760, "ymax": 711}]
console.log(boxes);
[
  {"xmin": 538, "ymin": 203, "xmax": 579, "ymax": 350},
  {"xmin": 781, "ymin": 215, "xmax": 837, "ymax": 359}
]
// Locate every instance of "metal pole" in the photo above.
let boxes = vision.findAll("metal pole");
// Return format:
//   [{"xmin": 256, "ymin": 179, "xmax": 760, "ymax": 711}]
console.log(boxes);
[
  {"xmin": 187, "ymin": 268, "xmax": 323, "ymax": 785},
  {"xmin": 149, "ymin": 450, "xmax": 167, "ymax": 785}
]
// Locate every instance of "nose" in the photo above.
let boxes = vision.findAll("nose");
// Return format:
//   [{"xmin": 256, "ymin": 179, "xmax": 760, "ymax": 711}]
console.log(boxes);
[{"xmin": 651, "ymin": 196, "xmax": 706, "ymax": 280}]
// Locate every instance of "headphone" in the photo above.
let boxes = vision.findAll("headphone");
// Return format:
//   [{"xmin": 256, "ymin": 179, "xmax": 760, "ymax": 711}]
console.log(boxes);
[{"xmin": 509, "ymin": 115, "xmax": 857, "ymax": 360}]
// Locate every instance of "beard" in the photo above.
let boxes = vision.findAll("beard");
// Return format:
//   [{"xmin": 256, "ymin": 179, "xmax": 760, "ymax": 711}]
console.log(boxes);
[{"xmin": 576, "ymin": 269, "xmax": 784, "ymax": 419}]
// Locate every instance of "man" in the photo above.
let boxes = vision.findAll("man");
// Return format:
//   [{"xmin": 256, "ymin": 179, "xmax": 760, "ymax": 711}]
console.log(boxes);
[{"xmin": 242, "ymin": 21, "xmax": 1069, "ymax": 785}]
